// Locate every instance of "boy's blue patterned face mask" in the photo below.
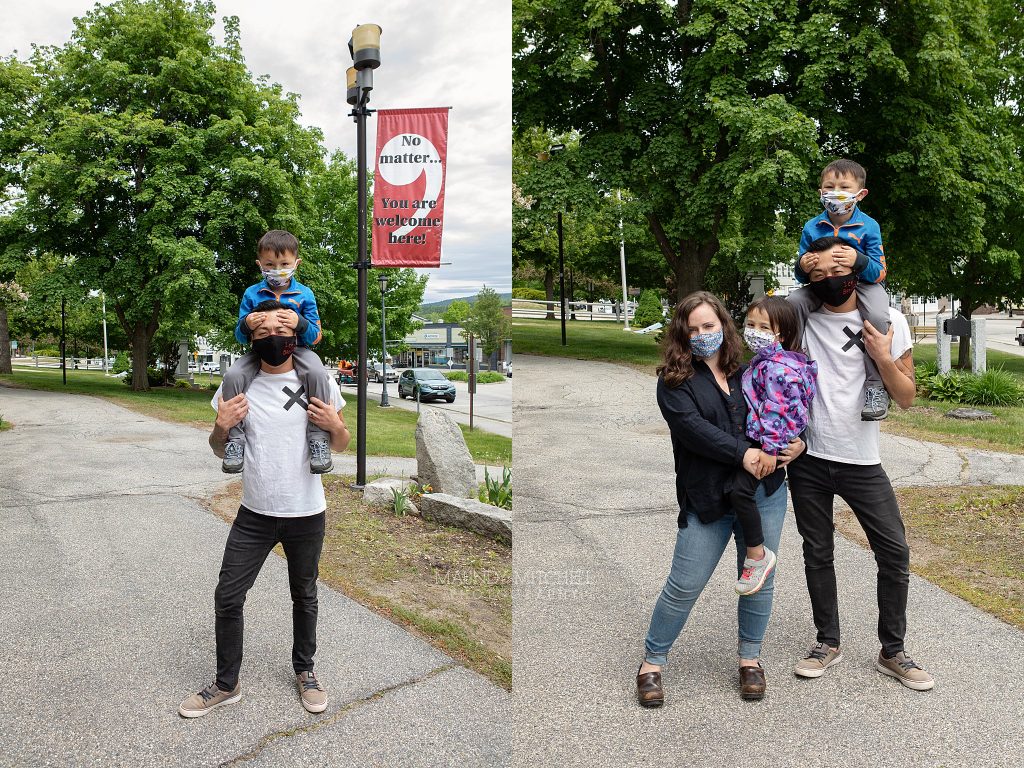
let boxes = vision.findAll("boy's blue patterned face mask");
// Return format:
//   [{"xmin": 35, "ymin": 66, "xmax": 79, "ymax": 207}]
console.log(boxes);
[
  {"xmin": 262, "ymin": 266, "xmax": 296, "ymax": 287},
  {"xmin": 689, "ymin": 330, "xmax": 724, "ymax": 358}
]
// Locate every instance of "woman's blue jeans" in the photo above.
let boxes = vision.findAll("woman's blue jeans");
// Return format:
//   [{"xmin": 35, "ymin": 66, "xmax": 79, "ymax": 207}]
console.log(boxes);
[{"xmin": 644, "ymin": 480, "xmax": 788, "ymax": 665}]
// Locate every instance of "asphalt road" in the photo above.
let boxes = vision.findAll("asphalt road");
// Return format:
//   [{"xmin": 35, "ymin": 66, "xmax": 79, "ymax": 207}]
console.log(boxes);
[
  {"xmin": 513, "ymin": 354, "xmax": 1024, "ymax": 768},
  {"xmin": 0, "ymin": 385, "xmax": 509, "ymax": 767},
  {"xmin": 341, "ymin": 374, "xmax": 512, "ymax": 437}
]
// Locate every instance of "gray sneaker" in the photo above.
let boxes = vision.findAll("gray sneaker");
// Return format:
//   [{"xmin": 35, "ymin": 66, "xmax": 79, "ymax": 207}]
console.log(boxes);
[
  {"xmin": 309, "ymin": 439, "xmax": 333, "ymax": 474},
  {"xmin": 876, "ymin": 651, "xmax": 934, "ymax": 691},
  {"xmin": 297, "ymin": 670, "xmax": 328, "ymax": 713},
  {"xmin": 735, "ymin": 547, "xmax": 777, "ymax": 596},
  {"xmin": 222, "ymin": 441, "xmax": 244, "ymax": 474},
  {"xmin": 178, "ymin": 681, "xmax": 241, "ymax": 718},
  {"xmin": 794, "ymin": 642, "xmax": 843, "ymax": 678},
  {"xmin": 861, "ymin": 386, "xmax": 889, "ymax": 421}
]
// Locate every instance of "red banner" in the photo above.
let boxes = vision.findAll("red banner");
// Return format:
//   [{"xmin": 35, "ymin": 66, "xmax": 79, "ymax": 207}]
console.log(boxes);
[{"xmin": 371, "ymin": 108, "xmax": 450, "ymax": 268}]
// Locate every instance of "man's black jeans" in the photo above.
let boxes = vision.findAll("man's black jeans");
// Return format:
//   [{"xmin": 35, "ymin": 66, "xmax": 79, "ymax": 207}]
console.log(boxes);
[
  {"xmin": 214, "ymin": 506, "xmax": 325, "ymax": 692},
  {"xmin": 787, "ymin": 453, "xmax": 910, "ymax": 657}
]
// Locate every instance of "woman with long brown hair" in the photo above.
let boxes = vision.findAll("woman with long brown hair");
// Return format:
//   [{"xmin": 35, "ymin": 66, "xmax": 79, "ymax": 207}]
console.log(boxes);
[{"xmin": 636, "ymin": 291, "xmax": 804, "ymax": 707}]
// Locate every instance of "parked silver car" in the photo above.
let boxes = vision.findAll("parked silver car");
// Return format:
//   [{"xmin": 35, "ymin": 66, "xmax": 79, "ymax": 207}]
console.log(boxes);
[{"xmin": 398, "ymin": 368, "xmax": 456, "ymax": 402}]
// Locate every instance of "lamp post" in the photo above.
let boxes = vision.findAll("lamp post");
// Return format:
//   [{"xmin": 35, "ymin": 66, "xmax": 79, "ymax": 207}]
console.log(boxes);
[
  {"xmin": 617, "ymin": 190, "xmax": 630, "ymax": 331},
  {"xmin": 347, "ymin": 22, "xmax": 382, "ymax": 489},
  {"xmin": 547, "ymin": 143, "xmax": 567, "ymax": 346},
  {"xmin": 378, "ymin": 272, "xmax": 390, "ymax": 407}
]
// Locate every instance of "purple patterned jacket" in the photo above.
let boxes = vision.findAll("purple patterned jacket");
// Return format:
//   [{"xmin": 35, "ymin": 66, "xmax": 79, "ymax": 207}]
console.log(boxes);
[{"xmin": 741, "ymin": 346, "xmax": 818, "ymax": 456}]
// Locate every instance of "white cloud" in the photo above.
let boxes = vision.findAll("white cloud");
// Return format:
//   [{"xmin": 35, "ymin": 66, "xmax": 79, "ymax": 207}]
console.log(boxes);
[{"xmin": 0, "ymin": 0, "xmax": 511, "ymax": 304}]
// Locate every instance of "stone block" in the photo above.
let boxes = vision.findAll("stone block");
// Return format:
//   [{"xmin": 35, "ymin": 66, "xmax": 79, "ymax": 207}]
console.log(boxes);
[
  {"xmin": 363, "ymin": 477, "xmax": 413, "ymax": 507},
  {"xmin": 419, "ymin": 493, "xmax": 512, "ymax": 544},
  {"xmin": 415, "ymin": 409, "xmax": 477, "ymax": 498}
]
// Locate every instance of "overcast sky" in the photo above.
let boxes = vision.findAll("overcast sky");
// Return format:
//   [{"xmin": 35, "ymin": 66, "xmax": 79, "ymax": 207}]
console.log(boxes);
[{"xmin": 1, "ymin": 0, "xmax": 511, "ymax": 303}]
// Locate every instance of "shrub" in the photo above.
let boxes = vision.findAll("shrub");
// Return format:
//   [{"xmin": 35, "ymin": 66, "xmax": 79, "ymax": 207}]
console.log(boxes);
[
  {"xmin": 963, "ymin": 367, "xmax": 1024, "ymax": 407},
  {"xmin": 0, "ymin": 414, "xmax": 11, "ymax": 432},
  {"xmin": 447, "ymin": 370, "xmax": 504, "ymax": 383},
  {"xmin": 479, "ymin": 466, "xmax": 512, "ymax": 510},
  {"xmin": 112, "ymin": 351, "xmax": 130, "ymax": 375},
  {"xmin": 632, "ymin": 290, "xmax": 665, "ymax": 328},
  {"xmin": 927, "ymin": 371, "xmax": 969, "ymax": 403},
  {"xmin": 512, "ymin": 287, "xmax": 547, "ymax": 300},
  {"xmin": 174, "ymin": 379, "xmax": 192, "ymax": 389}
]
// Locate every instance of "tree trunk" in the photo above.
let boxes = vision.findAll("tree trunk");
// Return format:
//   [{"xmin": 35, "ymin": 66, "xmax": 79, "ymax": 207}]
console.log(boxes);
[
  {"xmin": 0, "ymin": 306, "xmax": 12, "ymax": 374},
  {"xmin": 130, "ymin": 325, "xmax": 151, "ymax": 391},
  {"xmin": 544, "ymin": 269, "xmax": 555, "ymax": 320},
  {"xmin": 673, "ymin": 240, "xmax": 715, "ymax": 303}
]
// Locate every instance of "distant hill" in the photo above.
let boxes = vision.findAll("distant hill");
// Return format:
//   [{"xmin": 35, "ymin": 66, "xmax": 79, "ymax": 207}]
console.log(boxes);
[{"xmin": 419, "ymin": 293, "xmax": 512, "ymax": 314}]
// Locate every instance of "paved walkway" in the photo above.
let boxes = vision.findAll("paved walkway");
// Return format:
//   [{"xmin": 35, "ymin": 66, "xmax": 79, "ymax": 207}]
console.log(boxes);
[
  {"xmin": 0, "ymin": 386, "xmax": 508, "ymax": 767},
  {"xmin": 513, "ymin": 354, "xmax": 1024, "ymax": 768}
]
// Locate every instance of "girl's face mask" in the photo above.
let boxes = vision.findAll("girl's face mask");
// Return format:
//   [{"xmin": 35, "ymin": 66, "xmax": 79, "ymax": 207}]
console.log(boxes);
[{"xmin": 743, "ymin": 326, "xmax": 780, "ymax": 355}]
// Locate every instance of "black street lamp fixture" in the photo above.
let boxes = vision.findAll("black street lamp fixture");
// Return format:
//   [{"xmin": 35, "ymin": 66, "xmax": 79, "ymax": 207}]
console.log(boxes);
[
  {"xmin": 378, "ymin": 272, "xmax": 391, "ymax": 408},
  {"xmin": 348, "ymin": 22, "xmax": 382, "ymax": 489}
]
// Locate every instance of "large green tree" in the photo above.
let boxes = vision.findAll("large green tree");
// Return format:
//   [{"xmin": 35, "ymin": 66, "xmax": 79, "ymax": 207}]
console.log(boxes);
[
  {"xmin": 0, "ymin": 56, "xmax": 39, "ymax": 374},
  {"xmin": 20, "ymin": 0, "xmax": 323, "ymax": 390},
  {"xmin": 514, "ymin": 0, "xmax": 1024, "ymax": 348},
  {"xmin": 461, "ymin": 286, "xmax": 511, "ymax": 370},
  {"xmin": 515, "ymin": 0, "xmax": 825, "ymax": 301}
]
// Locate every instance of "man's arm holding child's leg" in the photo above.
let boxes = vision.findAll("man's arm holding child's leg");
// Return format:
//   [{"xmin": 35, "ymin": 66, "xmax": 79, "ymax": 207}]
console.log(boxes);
[
  {"xmin": 210, "ymin": 393, "xmax": 249, "ymax": 457},
  {"xmin": 307, "ymin": 397, "xmax": 351, "ymax": 453}
]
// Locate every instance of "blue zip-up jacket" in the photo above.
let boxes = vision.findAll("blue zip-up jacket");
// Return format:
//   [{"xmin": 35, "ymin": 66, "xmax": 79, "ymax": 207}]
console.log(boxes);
[
  {"xmin": 234, "ymin": 278, "xmax": 322, "ymax": 347},
  {"xmin": 795, "ymin": 206, "xmax": 886, "ymax": 284}
]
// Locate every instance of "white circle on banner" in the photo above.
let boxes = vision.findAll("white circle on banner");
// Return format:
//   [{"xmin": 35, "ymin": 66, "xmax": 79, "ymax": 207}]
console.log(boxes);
[{"xmin": 377, "ymin": 133, "xmax": 443, "ymax": 238}]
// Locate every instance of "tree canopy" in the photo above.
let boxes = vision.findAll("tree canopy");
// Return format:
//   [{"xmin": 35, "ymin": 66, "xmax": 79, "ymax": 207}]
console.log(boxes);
[
  {"xmin": 3, "ymin": 0, "xmax": 425, "ymax": 386},
  {"xmin": 514, "ymin": 0, "xmax": 1024, "ymax": 363}
]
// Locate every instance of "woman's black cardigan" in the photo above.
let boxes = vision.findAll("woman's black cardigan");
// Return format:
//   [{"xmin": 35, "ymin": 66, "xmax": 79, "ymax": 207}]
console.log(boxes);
[{"xmin": 656, "ymin": 359, "xmax": 784, "ymax": 529}]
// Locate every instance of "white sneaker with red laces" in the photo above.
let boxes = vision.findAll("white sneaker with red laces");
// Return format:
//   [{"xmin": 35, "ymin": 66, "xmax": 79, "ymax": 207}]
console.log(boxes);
[{"xmin": 735, "ymin": 547, "xmax": 777, "ymax": 596}]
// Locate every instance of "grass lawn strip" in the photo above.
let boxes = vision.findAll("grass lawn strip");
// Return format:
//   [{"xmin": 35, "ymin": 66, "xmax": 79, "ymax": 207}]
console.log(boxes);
[
  {"xmin": 201, "ymin": 476, "xmax": 511, "ymax": 690},
  {"xmin": 833, "ymin": 485, "xmax": 1024, "ymax": 629},
  {"xmin": 0, "ymin": 367, "xmax": 510, "ymax": 466}
]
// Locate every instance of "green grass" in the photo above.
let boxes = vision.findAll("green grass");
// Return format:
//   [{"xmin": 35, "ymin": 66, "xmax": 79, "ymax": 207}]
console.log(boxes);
[
  {"xmin": 911, "ymin": 342, "xmax": 1024, "ymax": 377},
  {"xmin": 0, "ymin": 414, "xmax": 11, "ymax": 431},
  {"xmin": 0, "ymin": 367, "xmax": 510, "ymax": 465},
  {"xmin": 512, "ymin": 318, "xmax": 662, "ymax": 372}
]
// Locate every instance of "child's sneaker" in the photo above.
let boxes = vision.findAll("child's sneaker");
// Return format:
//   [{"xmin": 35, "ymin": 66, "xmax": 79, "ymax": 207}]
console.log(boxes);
[
  {"xmin": 178, "ymin": 681, "xmax": 241, "ymax": 718},
  {"xmin": 861, "ymin": 386, "xmax": 889, "ymax": 421},
  {"xmin": 309, "ymin": 439, "xmax": 333, "ymax": 474},
  {"xmin": 222, "ymin": 441, "xmax": 244, "ymax": 474},
  {"xmin": 735, "ymin": 547, "xmax": 777, "ymax": 595}
]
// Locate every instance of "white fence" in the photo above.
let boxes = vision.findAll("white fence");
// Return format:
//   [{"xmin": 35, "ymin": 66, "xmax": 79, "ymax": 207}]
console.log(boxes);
[
  {"xmin": 11, "ymin": 355, "xmax": 113, "ymax": 370},
  {"xmin": 512, "ymin": 298, "xmax": 635, "ymax": 322}
]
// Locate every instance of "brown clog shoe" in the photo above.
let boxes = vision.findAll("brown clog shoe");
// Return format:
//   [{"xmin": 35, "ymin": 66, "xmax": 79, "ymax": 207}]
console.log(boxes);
[
  {"xmin": 739, "ymin": 664, "xmax": 766, "ymax": 700},
  {"xmin": 637, "ymin": 665, "xmax": 664, "ymax": 708}
]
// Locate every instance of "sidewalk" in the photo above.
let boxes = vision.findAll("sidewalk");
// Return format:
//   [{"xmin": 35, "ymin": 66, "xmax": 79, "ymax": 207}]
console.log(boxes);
[
  {"xmin": 0, "ymin": 386, "xmax": 508, "ymax": 767},
  {"xmin": 513, "ymin": 354, "xmax": 1024, "ymax": 768}
]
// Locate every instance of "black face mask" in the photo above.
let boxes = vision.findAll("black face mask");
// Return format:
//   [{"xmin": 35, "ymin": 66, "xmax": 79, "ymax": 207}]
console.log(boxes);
[
  {"xmin": 808, "ymin": 273, "xmax": 858, "ymax": 308},
  {"xmin": 252, "ymin": 334, "xmax": 296, "ymax": 367}
]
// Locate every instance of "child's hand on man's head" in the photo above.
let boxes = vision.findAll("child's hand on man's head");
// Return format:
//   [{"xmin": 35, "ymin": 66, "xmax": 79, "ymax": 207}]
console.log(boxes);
[
  {"xmin": 279, "ymin": 309, "xmax": 300, "ymax": 330},
  {"xmin": 799, "ymin": 252, "xmax": 819, "ymax": 273},
  {"xmin": 832, "ymin": 244, "xmax": 858, "ymax": 269},
  {"xmin": 245, "ymin": 311, "xmax": 266, "ymax": 331}
]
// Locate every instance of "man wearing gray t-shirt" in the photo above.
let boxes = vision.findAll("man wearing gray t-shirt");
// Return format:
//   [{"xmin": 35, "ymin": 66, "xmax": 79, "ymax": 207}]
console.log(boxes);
[
  {"xmin": 179, "ymin": 301, "xmax": 351, "ymax": 718},
  {"xmin": 786, "ymin": 237, "xmax": 934, "ymax": 691}
]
